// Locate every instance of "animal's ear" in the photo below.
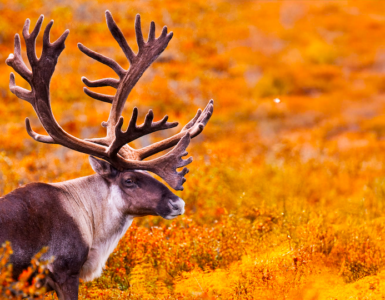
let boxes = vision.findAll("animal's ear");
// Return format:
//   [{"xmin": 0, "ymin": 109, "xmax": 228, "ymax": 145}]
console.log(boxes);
[{"xmin": 89, "ymin": 156, "xmax": 119, "ymax": 179}]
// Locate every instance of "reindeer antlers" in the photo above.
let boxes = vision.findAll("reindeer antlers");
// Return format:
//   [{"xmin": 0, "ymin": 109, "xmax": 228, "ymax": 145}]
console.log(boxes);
[
  {"xmin": 6, "ymin": 11, "xmax": 214, "ymax": 191},
  {"xmin": 79, "ymin": 12, "xmax": 174, "ymax": 138}
]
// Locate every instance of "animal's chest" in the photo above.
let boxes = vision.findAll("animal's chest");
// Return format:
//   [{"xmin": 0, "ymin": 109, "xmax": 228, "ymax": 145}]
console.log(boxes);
[{"xmin": 80, "ymin": 217, "xmax": 133, "ymax": 282}]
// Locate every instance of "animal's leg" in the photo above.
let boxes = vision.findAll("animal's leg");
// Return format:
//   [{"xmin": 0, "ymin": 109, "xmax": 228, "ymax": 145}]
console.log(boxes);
[{"xmin": 51, "ymin": 274, "xmax": 80, "ymax": 300}]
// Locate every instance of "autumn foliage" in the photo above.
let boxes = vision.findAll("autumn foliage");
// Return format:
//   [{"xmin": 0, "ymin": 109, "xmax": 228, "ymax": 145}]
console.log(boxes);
[
  {"xmin": 1, "ymin": 0, "xmax": 385, "ymax": 299},
  {"xmin": 0, "ymin": 242, "xmax": 51, "ymax": 299}
]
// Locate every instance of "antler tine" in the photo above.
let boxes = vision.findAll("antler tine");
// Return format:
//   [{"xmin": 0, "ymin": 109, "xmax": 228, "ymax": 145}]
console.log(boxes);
[
  {"xmin": 42, "ymin": 20, "xmax": 54, "ymax": 47},
  {"xmin": 78, "ymin": 43, "xmax": 126, "ymax": 79},
  {"xmin": 8, "ymin": 73, "xmax": 34, "ymax": 104},
  {"xmin": 105, "ymin": 10, "xmax": 135, "ymax": 64},
  {"xmin": 82, "ymin": 77, "xmax": 119, "ymax": 89},
  {"xmin": 6, "ymin": 35, "xmax": 33, "ymax": 84},
  {"xmin": 25, "ymin": 118, "xmax": 56, "ymax": 144},
  {"xmin": 135, "ymin": 14, "xmax": 145, "ymax": 50},
  {"xmin": 83, "ymin": 86, "xmax": 114, "ymax": 104},
  {"xmin": 22, "ymin": 16, "xmax": 43, "ymax": 65},
  {"xmin": 148, "ymin": 21, "xmax": 156, "ymax": 42}
]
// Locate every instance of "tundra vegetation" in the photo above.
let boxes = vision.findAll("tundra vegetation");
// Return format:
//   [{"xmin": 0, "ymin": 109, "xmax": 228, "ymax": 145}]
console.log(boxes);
[{"xmin": 0, "ymin": 0, "xmax": 385, "ymax": 299}]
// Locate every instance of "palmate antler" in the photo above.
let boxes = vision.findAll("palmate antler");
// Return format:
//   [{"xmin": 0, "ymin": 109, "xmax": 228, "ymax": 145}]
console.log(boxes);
[{"xmin": 6, "ymin": 11, "xmax": 214, "ymax": 191}]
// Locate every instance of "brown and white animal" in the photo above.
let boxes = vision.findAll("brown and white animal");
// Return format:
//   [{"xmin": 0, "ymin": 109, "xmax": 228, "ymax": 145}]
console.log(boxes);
[{"xmin": 0, "ymin": 11, "xmax": 213, "ymax": 300}]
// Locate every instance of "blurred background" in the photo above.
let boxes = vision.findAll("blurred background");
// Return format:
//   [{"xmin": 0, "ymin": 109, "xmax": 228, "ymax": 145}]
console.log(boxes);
[{"xmin": 2, "ymin": 0, "xmax": 385, "ymax": 299}]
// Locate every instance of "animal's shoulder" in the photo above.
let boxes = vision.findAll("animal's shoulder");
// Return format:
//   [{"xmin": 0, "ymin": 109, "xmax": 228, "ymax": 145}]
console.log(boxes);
[
  {"xmin": 1, "ymin": 182, "xmax": 62, "ymax": 203},
  {"xmin": 0, "ymin": 182, "xmax": 67, "ymax": 219}
]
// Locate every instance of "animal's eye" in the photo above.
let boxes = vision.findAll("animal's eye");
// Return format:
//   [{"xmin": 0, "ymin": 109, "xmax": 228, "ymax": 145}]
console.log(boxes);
[{"xmin": 125, "ymin": 179, "xmax": 133, "ymax": 184}]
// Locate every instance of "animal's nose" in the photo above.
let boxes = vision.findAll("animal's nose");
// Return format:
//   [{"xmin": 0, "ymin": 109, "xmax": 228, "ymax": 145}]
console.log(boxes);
[
  {"xmin": 168, "ymin": 198, "xmax": 185, "ymax": 215},
  {"xmin": 169, "ymin": 200, "xmax": 179, "ymax": 211}
]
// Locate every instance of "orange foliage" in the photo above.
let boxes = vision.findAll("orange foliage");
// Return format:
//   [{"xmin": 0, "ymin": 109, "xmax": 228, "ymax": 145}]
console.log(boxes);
[
  {"xmin": 2, "ymin": 0, "xmax": 385, "ymax": 299},
  {"xmin": 0, "ymin": 242, "xmax": 51, "ymax": 299}
]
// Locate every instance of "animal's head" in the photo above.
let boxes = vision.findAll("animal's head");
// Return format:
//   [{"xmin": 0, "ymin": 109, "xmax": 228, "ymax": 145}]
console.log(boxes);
[
  {"xmin": 89, "ymin": 156, "xmax": 185, "ymax": 219},
  {"xmin": 6, "ymin": 11, "xmax": 213, "ymax": 220}
]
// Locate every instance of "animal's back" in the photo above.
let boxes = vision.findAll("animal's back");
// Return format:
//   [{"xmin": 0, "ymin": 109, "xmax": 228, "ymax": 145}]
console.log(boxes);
[{"xmin": 0, "ymin": 183, "xmax": 88, "ymax": 278}]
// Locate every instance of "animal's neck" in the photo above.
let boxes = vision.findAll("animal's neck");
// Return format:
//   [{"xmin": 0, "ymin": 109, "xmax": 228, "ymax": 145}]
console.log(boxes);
[
  {"xmin": 52, "ymin": 175, "xmax": 132, "ymax": 245},
  {"xmin": 52, "ymin": 175, "xmax": 135, "ymax": 281}
]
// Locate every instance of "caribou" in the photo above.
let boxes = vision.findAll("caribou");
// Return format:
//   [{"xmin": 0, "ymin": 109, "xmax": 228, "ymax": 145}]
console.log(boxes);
[{"xmin": 0, "ymin": 11, "xmax": 213, "ymax": 300}]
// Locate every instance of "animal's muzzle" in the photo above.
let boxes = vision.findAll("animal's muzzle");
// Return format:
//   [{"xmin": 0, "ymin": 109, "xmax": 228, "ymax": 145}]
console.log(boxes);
[{"xmin": 165, "ymin": 198, "xmax": 185, "ymax": 219}]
